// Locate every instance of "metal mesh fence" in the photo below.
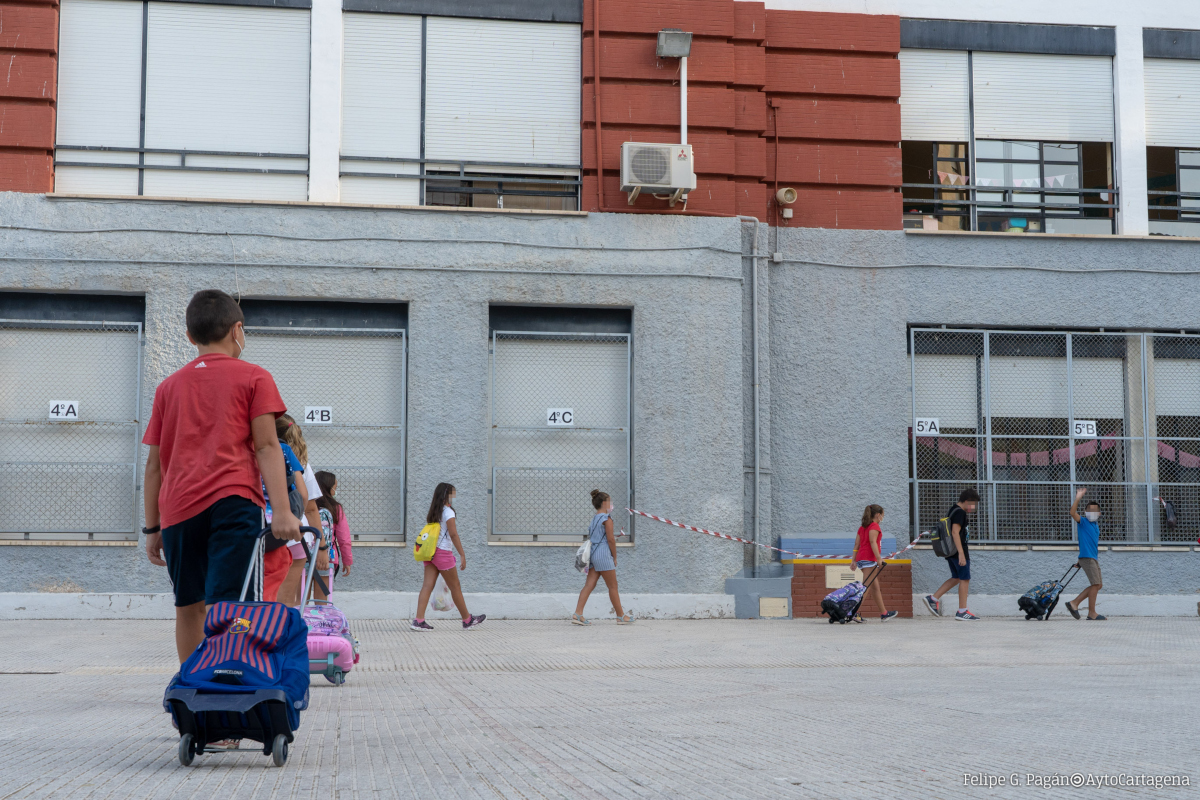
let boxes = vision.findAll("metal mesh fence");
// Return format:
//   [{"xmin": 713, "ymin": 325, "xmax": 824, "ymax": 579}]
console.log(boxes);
[
  {"xmin": 491, "ymin": 332, "xmax": 631, "ymax": 540},
  {"xmin": 245, "ymin": 327, "xmax": 406, "ymax": 540},
  {"xmin": 912, "ymin": 328, "xmax": 1196, "ymax": 543},
  {"xmin": 0, "ymin": 320, "xmax": 142, "ymax": 536}
]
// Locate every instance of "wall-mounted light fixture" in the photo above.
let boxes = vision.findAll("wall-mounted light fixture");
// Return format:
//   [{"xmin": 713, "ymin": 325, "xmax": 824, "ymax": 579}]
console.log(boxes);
[{"xmin": 657, "ymin": 29, "xmax": 693, "ymax": 146}]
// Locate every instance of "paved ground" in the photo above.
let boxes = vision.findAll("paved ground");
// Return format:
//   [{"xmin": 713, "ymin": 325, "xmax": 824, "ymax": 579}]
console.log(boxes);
[{"xmin": 1, "ymin": 617, "xmax": 1197, "ymax": 799}]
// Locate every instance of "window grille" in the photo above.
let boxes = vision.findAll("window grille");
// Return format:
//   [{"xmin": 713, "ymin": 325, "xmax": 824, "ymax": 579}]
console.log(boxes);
[{"xmin": 911, "ymin": 328, "xmax": 1200, "ymax": 543}]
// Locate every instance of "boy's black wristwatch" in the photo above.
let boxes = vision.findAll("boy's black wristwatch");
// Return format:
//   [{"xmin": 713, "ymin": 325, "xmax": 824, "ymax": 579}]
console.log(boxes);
[{"xmin": 142, "ymin": 525, "xmax": 161, "ymax": 535}]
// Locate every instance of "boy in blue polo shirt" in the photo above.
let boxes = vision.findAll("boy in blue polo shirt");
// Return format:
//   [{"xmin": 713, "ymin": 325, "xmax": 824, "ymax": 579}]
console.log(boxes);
[{"xmin": 1065, "ymin": 487, "xmax": 1106, "ymax": 620}]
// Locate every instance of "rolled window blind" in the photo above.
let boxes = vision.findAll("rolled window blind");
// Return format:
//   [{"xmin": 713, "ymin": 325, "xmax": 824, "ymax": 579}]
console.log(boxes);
[
  {"xmin": 143, "ymin": 2, "xmax": 310, "ymax": 200},
  {"xmin": 425, "ymin": 17, "xmax": 581, "ymax": 165},
  {"xmin": 55, "ymin": 0, "xmax": 144, "ymax": 195},
  {"xmin": 973, "ymin": 52, "xmax": 1114, "ymax": 142},
  {"xmin": 1144, "ymin": 59, "xmax": 1200, "ymax": 148},
  {"xmin": 899, "ymin": 49, "xmax": 970, "ymax": 141},
  {"xmin": 340, "ymin": 13, "xmax": 423, "ymax": 206}
]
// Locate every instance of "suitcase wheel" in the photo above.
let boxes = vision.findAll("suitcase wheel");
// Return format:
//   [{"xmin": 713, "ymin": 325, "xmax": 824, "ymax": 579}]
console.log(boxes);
[
  {"xmin": 271, "ymin": 734, "xmax": 288, "ymax": 768},
  {"xmin": 178, "ymin": 733, "xmax": 195, "ymax": 767}
]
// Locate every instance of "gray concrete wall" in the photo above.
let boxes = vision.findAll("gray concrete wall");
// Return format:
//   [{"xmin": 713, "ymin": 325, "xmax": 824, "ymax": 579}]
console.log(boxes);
[
  {"xmin": 4, "ymin": 193, "xmax": 1199, "ymax": 599},
  {"xmin": 0, "ymin": 193, "xmax": 748, "ymax": 595},
  {"xmin": 769, "ymin": 228, "xmax": 1200, "ymax": 593}
]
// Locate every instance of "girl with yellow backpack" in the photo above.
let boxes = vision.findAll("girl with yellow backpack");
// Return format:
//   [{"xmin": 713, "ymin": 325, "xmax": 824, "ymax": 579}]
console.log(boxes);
[{"xmin": 411, "ymin": 483, "xmax": 485, "ymax": 631}]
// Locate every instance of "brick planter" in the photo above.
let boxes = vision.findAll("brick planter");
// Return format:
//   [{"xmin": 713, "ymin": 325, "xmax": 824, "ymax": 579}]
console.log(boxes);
[{"xmin": 790, "ymin": 560, "xmax": 913, "ymax": 618}]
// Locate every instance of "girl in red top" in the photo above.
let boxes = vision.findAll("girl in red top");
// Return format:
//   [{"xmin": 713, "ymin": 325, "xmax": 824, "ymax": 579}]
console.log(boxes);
[{"xmin": 853, "ymin": 504, "xmax": 897, "ymax": 621}]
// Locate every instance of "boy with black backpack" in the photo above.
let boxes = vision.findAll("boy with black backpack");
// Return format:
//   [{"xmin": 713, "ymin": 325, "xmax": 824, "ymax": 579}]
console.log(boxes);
[{"xmin": 923, "ymin": 488, "xmax": 980, "ymax": 620}]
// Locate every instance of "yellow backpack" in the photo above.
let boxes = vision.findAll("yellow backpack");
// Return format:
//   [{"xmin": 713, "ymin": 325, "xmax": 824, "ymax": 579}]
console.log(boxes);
[{"xmin": 413, "ymin": 523, "xmax": 439, "ymax": 562}]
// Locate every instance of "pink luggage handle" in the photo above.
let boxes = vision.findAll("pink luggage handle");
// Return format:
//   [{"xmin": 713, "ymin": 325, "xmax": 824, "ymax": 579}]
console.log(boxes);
[{"xmin": 238, "ymin": 525, "xmax": 323, "ymax": 603}]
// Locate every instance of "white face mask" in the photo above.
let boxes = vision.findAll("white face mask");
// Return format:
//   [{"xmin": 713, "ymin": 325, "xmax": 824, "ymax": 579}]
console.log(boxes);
[
  {"xmin": 1085, "ymin": 511, "xmax": 1100, "ymax": 523},
  {"xmin": 234, "ymin": 325, "xmax": 247, "ymax": 359}
]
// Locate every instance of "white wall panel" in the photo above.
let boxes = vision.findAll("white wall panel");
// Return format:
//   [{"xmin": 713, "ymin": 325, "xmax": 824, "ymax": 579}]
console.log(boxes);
[
  {"xmin": 899, "ymin": 49, "xmax": 970, "ymax": 141},
  {"xmin": 425, "ymin": 17, "xmax": 580, "ymax": 165},
  {"xmin": 1144, "ymin": 58, "xmax": 1200, "ymax": 148},
  {"xmin": 55, "ymin": 0, "xmax": 143, "ymax": 195},
  {"xmin": 973, "ymin": 52, "xmax": 1114, "ymax": 142}
]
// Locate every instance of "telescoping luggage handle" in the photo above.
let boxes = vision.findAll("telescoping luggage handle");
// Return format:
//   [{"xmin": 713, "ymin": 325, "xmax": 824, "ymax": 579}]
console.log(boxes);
[
  {"xmin": 847, "ymin": 560, "xmax": 888, "ymax": 620},
  {"xmin": 1042, "ymin": 563, "xmax": 1082, "ymax": 621},
  {"xmin": 298, "ymin": 534, "xmax": 330, "ymax": 604},
  {"xmin": 239, "ymin": 525, "xmax": 322, "ymax": 602}
]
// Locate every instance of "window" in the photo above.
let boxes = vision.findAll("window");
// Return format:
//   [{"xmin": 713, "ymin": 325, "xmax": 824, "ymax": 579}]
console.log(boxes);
[
  {"xmin": 239, "ymin": 301, "xmax": 408, "ymax": 543},
  {"xmin": 1147, "ymin": 147, "xmax": 1200, "ymax": 235},
  {"xmin": 489, "ymin": 308, "xmax": 631, "ymax": 542},
  {"xmin": 899, "ymin": 49, "xmax": 1117, "ymax": 233},
  {"xmin": 340, "ymin": 14, "xmax": 581, "ymax": 209},
  {"xmin": 975, "ymin": 141, "xmax": 1114, "ymax": 234},
  {"xmin": 902, "ymin": 142, "xmax": 970, "ymax": 230},
  {"xmin": 911, "ymin": 328, "xmax": 1200, "ymax": 544},
  {"xmin": 55, "ymin": 1, "xmax": 311, "ymax": 202},
  {"xmin": 0, "ymin": 293, "xmax": 144, "ymax": 541}
]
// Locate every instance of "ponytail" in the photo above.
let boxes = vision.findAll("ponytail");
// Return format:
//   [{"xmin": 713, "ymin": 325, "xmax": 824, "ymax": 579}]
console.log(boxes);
[{"xmin": 860, "ymin": 504, "xmax": 884, "ymax": 528}]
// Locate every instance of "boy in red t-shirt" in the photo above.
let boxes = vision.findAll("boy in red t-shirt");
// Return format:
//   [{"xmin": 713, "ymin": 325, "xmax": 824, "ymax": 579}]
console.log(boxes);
[{"xmin": 142, "ymin": 290, "xmax": 301, "ymax": 663}]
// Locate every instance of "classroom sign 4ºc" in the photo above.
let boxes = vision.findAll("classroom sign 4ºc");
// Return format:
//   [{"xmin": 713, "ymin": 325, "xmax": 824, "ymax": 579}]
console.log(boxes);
[
  {"xmin": 547, "ymin": 408, "xmax": 574, "ymax": 426},
  {"xmin": 48, "ymin": 401, "xmax": 80, "ymax": 421}
]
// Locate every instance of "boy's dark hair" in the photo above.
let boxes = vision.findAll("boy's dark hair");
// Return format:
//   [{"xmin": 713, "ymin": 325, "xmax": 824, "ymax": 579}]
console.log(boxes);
[
  {"xmin": 1085, "ymin": 501, "xmax": 1102, "ymax": 511},
  {"xmin": 186, "ymin": 289, "xmax": 244, "ymax": 345},
  {"xmin": 959, "ymin": 487, "xmax": 981, "ymax": 503}
]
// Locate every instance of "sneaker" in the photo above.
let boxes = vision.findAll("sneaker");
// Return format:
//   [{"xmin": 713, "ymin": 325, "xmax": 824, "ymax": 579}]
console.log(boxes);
[
  {"xmin": 880, "ymin": 610, "xmax": 899, "ymax": 621},
  {"xmin": 410, "ymin": 619, "xmax": 434, "ymax": 632},
  {"xmin": 462, "ymin": 614, "xmax": 486, "ymax": 630},
  {"xmin": 955, "ymin": 610, "xmax": 979, "ymax": 621},
  {"xmin": 923, "ymin": 595, "xmax": 942, "ymax": 616}
]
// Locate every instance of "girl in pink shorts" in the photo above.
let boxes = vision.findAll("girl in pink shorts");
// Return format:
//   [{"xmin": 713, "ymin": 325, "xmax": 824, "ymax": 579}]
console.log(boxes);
[{"xmin": 411, "ymin": 483, "xmax": 485, "ymax": 631}]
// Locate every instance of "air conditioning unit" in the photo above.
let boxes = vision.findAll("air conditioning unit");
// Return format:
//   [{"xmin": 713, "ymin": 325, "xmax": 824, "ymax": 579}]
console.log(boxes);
[{"xmin": 620, "ymin": 142, "xmax": 697, "ymax": 206}]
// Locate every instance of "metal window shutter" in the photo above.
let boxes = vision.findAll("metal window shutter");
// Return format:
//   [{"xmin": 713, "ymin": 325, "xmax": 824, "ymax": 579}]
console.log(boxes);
[
  {"xmin": 973, "ymin": 52, "xmax": 1114, "ymax": 142},
  {"xmin": 899, "ymin": 49, "xmax": 969, "ymax": 141},
  {"xmin": 340, "ymin": 13, "xmax": 422, "ymax": 206},
  {"xmin": 143, "ymin": 3, "xmax": 310, "ymax": 200},
  {"xmin": 425, "ymin": 17, "xmax": 581, "ymax": 165},
  {"xmin": 1155, "ymin": 360, "xmax": 1200, "ymax": 416},
  {"xmin": 55, "ymin": 0, "xmax": 144, "ymax": 195},
  {"xmin": 1145, "ymin": 59, "xmax": 1200, "ymax": 148}
]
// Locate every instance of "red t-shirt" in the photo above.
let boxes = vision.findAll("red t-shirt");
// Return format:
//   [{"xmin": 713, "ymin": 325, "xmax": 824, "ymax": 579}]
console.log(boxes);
[
  {"xmin": 854, "ymin": 522, "xmax": 882, "ymax": 563},
  {"xmin": 143, "ymin": 354, "xmax": 286, "ymax": 527}
]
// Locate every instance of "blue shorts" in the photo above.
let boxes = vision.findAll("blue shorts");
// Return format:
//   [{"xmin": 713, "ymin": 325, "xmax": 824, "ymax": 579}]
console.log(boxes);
[
  {"xmin": 162, "ymin": 496, "xmax": 263, "ymax": 607},
  {"xmin": 853, "ymin": 560, "xmax": 878, "ymax": 570},
  {"xmin": 946, "ymin": 557, "xmax": 971, "ymax": 581}
]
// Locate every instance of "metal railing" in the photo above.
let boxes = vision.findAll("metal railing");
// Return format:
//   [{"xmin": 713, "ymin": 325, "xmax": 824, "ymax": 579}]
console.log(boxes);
[
  {"xmin": 54, "ymin": 145, "xmax": 310, "ymax": 176},
  {"xmin": 902, "ymin": 183, "xmax": 1118, "ymax": 232},
  {"xmin": 340, "ymin": 156, "xmax": 580, "ymax": 204}
]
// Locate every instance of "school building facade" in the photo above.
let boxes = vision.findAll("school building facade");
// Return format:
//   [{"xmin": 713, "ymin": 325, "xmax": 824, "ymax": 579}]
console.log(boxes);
[{"xmin": 1, "ymin": 0, "xmax": 1197, "ymax": 618}]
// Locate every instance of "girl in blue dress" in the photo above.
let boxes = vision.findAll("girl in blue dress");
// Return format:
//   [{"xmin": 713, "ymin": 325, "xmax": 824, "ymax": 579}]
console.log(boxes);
[{"xmin": 571, "ymin": 490, "xmax": 632, "ymax": 625}]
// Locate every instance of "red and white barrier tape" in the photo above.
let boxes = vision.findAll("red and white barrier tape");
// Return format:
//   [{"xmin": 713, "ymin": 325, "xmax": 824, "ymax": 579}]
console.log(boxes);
[{"xmin": 626, "ymin": 507, "xmax": 924, "ymax": 560}]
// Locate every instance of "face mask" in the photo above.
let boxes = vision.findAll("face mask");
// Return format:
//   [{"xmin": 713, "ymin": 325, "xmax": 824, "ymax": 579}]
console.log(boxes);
[
  {"xmin": 234, "ymin": 326, "xmax": 247, "ymax": 359},
  {"xmin": 1085, "ymin": 511, "xmax": 1100, "ymax": 522}
]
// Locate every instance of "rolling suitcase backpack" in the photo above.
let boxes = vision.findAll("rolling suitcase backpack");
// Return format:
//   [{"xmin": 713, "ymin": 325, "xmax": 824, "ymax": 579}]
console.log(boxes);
[
  {"xmin": 1018, "ymin": 564, "xmax": 1082, "ymax": 620},
  {"xmin": 820, "ymin": 561, "xmax": 888, "ymax": 624},
  {"xmin": 165, "ymin": 526, "xmax": 320, "ymax": 767}
]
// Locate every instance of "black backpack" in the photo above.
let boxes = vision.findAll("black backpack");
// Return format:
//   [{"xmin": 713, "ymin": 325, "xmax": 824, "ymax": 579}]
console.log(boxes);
[{"xmin": 930, "ymin": 512, "xmax": 959, "ymax": 558}]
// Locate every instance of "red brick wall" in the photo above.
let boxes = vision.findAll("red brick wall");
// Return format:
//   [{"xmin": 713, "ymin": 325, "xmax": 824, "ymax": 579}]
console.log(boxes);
[
  {"xmin": 583, "ymin": 0, "xmax": 901, "ymax": 228},
  {"xmin": 792, "ymin": 562, "xmax": 913, "ymax": 618},
  {"xmin": 0, "ymin": 0, "xmax": 57, "ymax": 192}
]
